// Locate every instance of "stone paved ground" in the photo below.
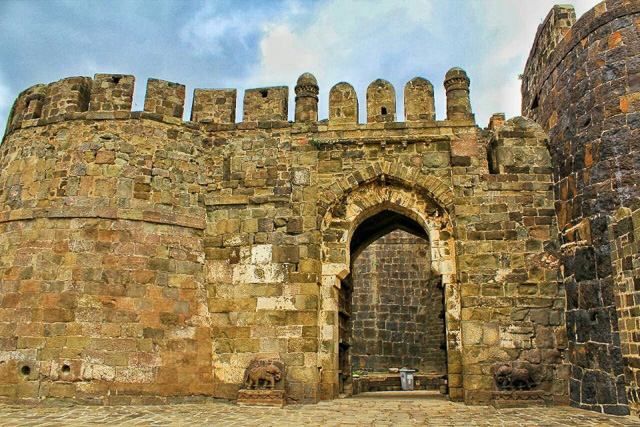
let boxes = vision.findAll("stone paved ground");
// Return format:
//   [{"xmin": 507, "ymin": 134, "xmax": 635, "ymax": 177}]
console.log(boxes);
[{"xmin": 0, "ymin": 392, "xmax": 639, "ymax": 426}]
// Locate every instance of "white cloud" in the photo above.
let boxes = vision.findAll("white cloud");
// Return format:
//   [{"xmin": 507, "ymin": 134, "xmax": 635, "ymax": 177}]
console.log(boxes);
[
  {"xmin": 255, "ymin": 0, "xmax": 436, "ymax": 81},
  {"xmin": 0, "ymin": 0, "xmax": 606, "ymax": 133},
  {"xmin": 179, "ymin": 5, "xmax": 260, "ymax": 56},
  {"xmin": 467, "ymin": 0, "xmax": 601, "ymax": 125},
  {"xmin": 248, "ymin": 0, "xmax": 438, "ymax": 120},
  {"xmin": 244, "ymin": 0, "xmax": 601, "ymax": 125}
]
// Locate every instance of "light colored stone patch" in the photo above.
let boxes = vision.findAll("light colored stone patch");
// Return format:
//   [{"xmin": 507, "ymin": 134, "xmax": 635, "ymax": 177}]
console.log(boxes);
[
  {"xmin": 213, "ymin": 363, "xmax": 244, "ymax": 383},
  {"xmin": 292, "ymin": 168, "xmax": 310, "ymax": 185},
  {"xmin": 165, "ymin": 326, "xmax": 196, "ymax": 339},
  {"xmin": 0, "ymin": 350, "xmax": 37, "ymax": 364},
  {"xmin": 256, "ymin": 297, "xmax": 296, "ymax": 311},
  {"xmin": 251, "ymin": 244, "xmax": 272, "ymax": 264},
  {"xmin": 83, "ymin": 364, "xmax": 116, "ymax": 381},
  {"xmin": 433, "ymin": 259, "xmax": 454, "ymax": 274},
  {"xmin": 493, "ymin": 268, "xmax": 512, "ymax": 282},
  {"xmin": 238, "ymin": 246, "xmax": 251, "ymax": 263},
  {"xmin": 462, "ymin": 322, "xmax": 483, "ymax": 346},
  {"xmin": 233, "ymin": 264, "xmax": 286, "ymax": 284},
  {"xmin": 321, "ymin": 274, "xmax": 341, "ymax": 289},
  {"xmin": 321, "ymin": 264, "xmax": 349, "ymax": 278},
  {"xmin": 114, "ymin": 366, "xmax": 155, "ymax": 383},
  {"xmin": 251, "ymin": 325, "xmax": 302, "ymax": 339},
  {"xmin": 224, "ymin": 234, "xmax": 245, "ymax": 247},
  {"xmin": 322, "ymin": 325, "xmax": 334, "ymax": 340},
  {"xmin": 207, "ymin": 260, "xmax": 232, "ymax": 282}
]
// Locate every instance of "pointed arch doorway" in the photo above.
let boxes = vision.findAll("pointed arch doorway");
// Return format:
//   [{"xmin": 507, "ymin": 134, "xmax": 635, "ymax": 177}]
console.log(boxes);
[
  {"xmin": 319, "ymin": 179, "xmax": 462, "ymax": 401},
  {"xmin": 340, "ymin": 209, "xmax": 447, "ymax": 395}
]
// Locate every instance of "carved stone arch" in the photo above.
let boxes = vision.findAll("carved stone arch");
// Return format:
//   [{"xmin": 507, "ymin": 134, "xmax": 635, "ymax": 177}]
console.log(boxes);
[
  {"xmin": 321, "ymin": 181, "xmax": 454, "ymax": 279},
  {"xmin": 317, "ymin": 176, "xmax": 463, "ymax": 402},
  {"xmin": 317, "ymin": 160, "xmax": 455, "ymax": 226}
]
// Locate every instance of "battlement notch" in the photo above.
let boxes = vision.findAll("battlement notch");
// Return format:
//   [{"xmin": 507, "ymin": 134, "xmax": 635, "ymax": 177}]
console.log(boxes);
[
  {"xmin": 191, "ymin": 89, "xmax": 237, "ymax": 124},
  {"xmin": 404, "ymin": 77, "xmax": 435, "ymax": 122},
  {"xmin": 90, "ymin": 74, "xmax": 135, "ymax": 112},
  {"xmin": 243, "ymin": 86, "xmax": 288, "ymax": 122},
  {"xmin": 329, "ymin": 82, "xmax": 358, "ymax": 125},
  {"xmin": 367, "ymin": 79, "xmax": 396, "ymax": 123},
  {"xmin": 144, "ymin": 78, "xmax": 186, "ymax": 119},
  {"xmin": 42, "ymin": 76, "xmax": 92, "ymax": 120}
]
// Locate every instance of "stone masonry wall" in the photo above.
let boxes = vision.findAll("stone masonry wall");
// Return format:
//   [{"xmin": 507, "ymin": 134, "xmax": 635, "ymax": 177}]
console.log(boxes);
[
  {"xmin": 0, "ymin": 118, "xmax": 211, "ymax": 403},
  {"xmin": 351, "ymin": 230, "xmax": 446, "ymax": 374},
  {"xmin": 609, "ymin": 207, "xmax": 640, "ymax": 413},
  {"xmin": 522, "ymin": 0, "xmax": 640, "ymax": 415},
  {"xmin": 0, "ymin": 68, "xmax": 567, "ymax": 407},
  {"xmin": 455, "ymin": 117, "xmax": 567, "ymax": 405}
]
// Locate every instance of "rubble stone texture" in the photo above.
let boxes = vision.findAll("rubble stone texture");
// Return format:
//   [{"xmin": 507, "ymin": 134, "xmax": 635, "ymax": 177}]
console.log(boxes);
[
  {"xmin": 191, "ymin": 89, "xmax": 236, "ymax": 124},
  {"xmin": 0, "ymin": 0, "xmax": 636, "ymax": 419},
  {"xmin": 522, "ymin": 0, "xmax": 640, "ymax": 416},
  {"xmin": 351, "ymin": 230, "xmax": 446, "ymax": 375}
]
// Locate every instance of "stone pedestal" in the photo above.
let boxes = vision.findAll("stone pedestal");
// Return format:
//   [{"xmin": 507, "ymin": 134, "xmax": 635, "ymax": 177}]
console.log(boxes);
[
  {"xmin": 490, "ymin": 391, "xmax": 551, "ymax": 408},
  {"xmin": 237, "ymin": 389, "xmax": 285, "ymax": 407}
]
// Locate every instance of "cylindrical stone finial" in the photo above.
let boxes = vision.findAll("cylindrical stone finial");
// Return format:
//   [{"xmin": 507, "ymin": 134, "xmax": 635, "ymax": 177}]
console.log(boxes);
[
  {"xmin": 444, "ymin": 67, "xmax": 473, "ymax": 122},
  {"xmin": 295, "ymin": 72, "xmax": 319, "ymax": 123}
]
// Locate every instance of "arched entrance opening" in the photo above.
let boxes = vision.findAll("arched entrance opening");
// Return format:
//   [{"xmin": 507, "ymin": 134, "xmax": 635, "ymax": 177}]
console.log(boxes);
[
  {"xmin": 319, "ymin": 178, "xmax": 462, "ymax": 401},
  {"xmin": 338, "ymin": 209, "xmax": 447, "ymax": 396}
]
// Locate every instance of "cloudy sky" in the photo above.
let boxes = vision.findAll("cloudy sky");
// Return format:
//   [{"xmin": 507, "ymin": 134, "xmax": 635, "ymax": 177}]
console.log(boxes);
[{"xmin": 1, "ymin": 0, "xmax": 600, "ymax": 134}]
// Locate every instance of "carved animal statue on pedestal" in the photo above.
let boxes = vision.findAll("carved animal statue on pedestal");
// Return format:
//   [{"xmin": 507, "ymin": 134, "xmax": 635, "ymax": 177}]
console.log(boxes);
[
  {"xmin": 494, "ymin": 364, "xmax": 535, "ymax": 391},
  {"xmin": 245, "ymin": 363, "xmax": 282, "ymax": 389}
]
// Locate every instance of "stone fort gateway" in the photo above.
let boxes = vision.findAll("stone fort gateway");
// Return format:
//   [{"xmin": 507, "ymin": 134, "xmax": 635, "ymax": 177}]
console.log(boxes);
[{"xmin": 0, "ymin": 0, "xmax": 639, "ymax": 417}]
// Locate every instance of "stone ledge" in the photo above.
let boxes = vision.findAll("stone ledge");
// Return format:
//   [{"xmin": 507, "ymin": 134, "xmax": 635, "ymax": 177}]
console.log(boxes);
[
  {"xmin": 490, "ymin": 390, "xmax": 553, "ymax": 409},
  {"xmin": 0, "ymin": 208, "xmax": 205, "ymax": 230},
  {"xmin": 237, "ymin": 389, "xmax": 285, "ymax": 407}
]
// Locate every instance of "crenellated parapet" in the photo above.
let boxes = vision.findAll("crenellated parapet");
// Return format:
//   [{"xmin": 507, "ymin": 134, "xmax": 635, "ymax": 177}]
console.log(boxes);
[
  {"xmin": 243, "ymin": 86, "xmax": 289, "ymax": 122},
  {"xmin": 405, "ymin": 77, "xmax": 435, "ymax": 122},
  {"xmin": 144, "ymin": 78, "xmax": 186, "ymax": 119},
  {"xmin": 42, "ymin": 76, "xmax": 92, "ymax": 120},
  {"xmin": 0, "ymin": 57, "xmax": 569, "ymax": 408},
  {"xmin": 366, "ymin": 79, "xmax": 396, "ymax": 123},
  {"xmin": 3, "ymin": 68, "xmax": 476, "ymax": 141}
]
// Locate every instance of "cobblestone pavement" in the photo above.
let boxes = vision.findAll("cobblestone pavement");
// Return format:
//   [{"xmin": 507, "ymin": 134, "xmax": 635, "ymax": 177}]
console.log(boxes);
[{"xmin": 0, "ymin": 392, "xmax": 639, "ymax": 426}]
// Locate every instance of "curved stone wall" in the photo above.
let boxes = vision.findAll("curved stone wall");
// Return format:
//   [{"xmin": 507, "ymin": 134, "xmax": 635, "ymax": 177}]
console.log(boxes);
[
  {"xmin": 522, "ymin": 0, "xmax": 640, "ymax": 415},
  {"xmin": 0, "ymin": 118, "xmax": 212, "ymax": 403}
]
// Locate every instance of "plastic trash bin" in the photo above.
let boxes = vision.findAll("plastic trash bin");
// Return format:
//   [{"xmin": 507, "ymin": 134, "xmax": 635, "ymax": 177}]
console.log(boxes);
[{"xmin": 399, "ymin": 368, "xmax": 416, "ymax": 391}]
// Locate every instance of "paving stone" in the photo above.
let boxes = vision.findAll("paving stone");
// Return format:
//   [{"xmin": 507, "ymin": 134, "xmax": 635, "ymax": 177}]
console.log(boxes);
[{"xmin": 0, "ymin": 392, "xmax": 638, "ymax": 426}]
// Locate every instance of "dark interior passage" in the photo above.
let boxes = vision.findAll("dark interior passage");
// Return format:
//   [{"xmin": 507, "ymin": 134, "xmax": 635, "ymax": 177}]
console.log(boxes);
[{"xmin": 350, "ymin": 229, "xmax": 446, "ymax": 374}]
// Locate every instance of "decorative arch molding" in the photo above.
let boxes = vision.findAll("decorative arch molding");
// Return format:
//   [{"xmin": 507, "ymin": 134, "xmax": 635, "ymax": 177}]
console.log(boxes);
[
  {"xmin": 321, "ymin": 182, "xmax": 454, "ymax": 278},
  {"xmin": 317, "ymin": 177, "xmax": 463, "ymax": 401},
  {"xmin": 317, "ymin": 160, "xmax": 455, "ymax": 226}
]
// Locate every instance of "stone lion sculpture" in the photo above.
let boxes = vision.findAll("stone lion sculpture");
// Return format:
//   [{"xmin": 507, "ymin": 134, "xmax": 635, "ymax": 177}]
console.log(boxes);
[
  {"xmin": 494, "ymin": 364, "xmax": 535, "ymax": 391},
  {"xmin": 244, "ymin": 360, "xmax": 282, "ymax": 389}
]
